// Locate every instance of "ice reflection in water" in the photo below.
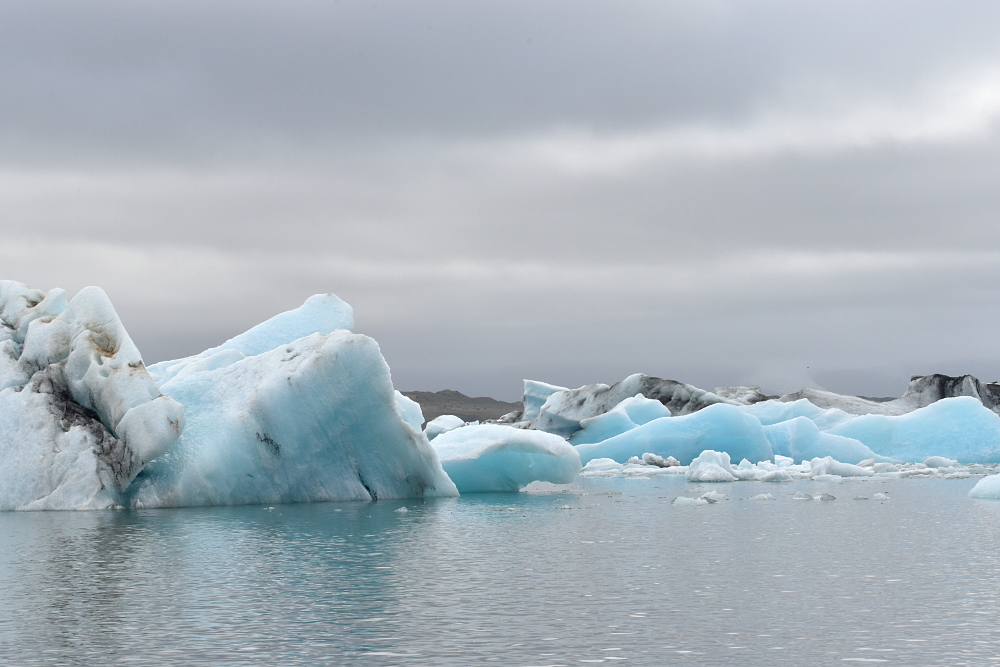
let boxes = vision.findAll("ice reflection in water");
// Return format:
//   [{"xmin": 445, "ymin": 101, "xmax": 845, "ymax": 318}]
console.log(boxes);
[{"xmin": 2, "ymin": 476, "xmax": 1000, "ymax": 666}]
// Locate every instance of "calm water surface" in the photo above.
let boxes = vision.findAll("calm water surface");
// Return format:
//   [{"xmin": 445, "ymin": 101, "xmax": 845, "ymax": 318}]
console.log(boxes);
[{"xmin": 2, "ymin": 476, "xmax": 1000, "ymax": 666}]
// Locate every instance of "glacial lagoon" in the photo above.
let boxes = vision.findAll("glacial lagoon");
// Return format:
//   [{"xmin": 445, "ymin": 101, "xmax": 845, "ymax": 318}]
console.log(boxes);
[{"xmin": 3, "ymin": 475, "xmax": 999, "ymax": 667}]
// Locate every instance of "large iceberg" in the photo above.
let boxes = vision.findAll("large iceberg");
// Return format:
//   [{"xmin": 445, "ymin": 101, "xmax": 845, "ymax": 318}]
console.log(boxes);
[
  {"xmin": 131, "ymin": 330, "xmax": 457, "ymax": 507},
  {"xmin": 826, "ymin": 397, "xmax": 1000, "ymax": 463},
  {"xmin": 430, "ymin": 424, "xmax": 581, "ymax": 492},
  {"xmin": 0, "ymin": 282, "xmax": 457, "ymax": 509}
]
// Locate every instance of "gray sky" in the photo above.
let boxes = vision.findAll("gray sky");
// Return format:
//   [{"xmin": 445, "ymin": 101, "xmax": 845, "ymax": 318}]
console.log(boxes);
[{"xmin": 4, "ymin": 0, "xmax": 1000, "ymax": 400}]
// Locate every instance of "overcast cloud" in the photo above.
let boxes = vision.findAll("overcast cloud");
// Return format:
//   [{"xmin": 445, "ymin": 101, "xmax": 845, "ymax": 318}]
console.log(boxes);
[{"xmin": 3, "ymin": 0, "xmax": 1000, "ymax": 399}]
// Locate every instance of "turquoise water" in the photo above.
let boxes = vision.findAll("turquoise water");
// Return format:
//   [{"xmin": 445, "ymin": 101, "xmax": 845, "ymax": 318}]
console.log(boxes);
[{"xmin": 2, "ymin": 476, "xmax": 1000, "ymax": 666}]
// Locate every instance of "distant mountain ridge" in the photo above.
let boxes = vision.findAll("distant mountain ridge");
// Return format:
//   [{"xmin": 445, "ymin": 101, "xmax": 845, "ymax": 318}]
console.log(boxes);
[{"xmin": 400, "ymin": 389, "xmax": 521, "ymax": 425}]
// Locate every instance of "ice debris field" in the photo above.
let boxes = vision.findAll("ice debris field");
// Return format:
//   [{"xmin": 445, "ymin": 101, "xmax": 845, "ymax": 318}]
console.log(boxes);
[{"xmin": 3, "ymin": 278, "xmax": 1000, "ymax": 510}]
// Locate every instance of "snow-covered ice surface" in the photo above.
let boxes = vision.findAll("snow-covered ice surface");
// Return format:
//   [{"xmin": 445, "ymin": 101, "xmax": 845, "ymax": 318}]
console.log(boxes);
[
  {"xmin": 430, "ymin": 424, "xmax": 581, "ymax": 492},
  {"xmin": 4, "ymin": 474, "xmax": 1000, "ymax": 666}
]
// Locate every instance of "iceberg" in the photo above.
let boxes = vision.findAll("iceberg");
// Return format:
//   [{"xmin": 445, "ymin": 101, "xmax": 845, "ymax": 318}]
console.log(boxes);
[
  {"xmin": 827, "ymin": 397, "xmax": 1000, "ymax": 463},
  {"xmin": 0, "ymin": 281, "xmax": 184, "ymax": 510},
  {"xmin": 685, "ymin": 450, "xmax": 738, "ymax": 482},
  {"xmin": 1, "ymin": 282, "xmax": 457, "ymax": 509},
  {"xmin": 969, "ymin": 474, "xmax": 1000, "ymax": 499},
  {"xmin": 131, "ymin": 330, "xmax": 457, "ymax": 507},
  {"xmin": 568, "ymin": 394, "xmax": 672, "ymax": 445},
  {"xmin": 573, "ymin": 403, "xmax": 773, "ymax": 466},
  {"xmin": 762, "ymin": 417, "xmax": 877, "ymax": 464},
  {"xmin": 424, "ymin": 414, "xmax": 467, "ymax": 441},
  {"xmin": 430, "ymin": 424, "xmax": 581, "ymax": 492},
  {"xmin": 522, "ymin": 373, "xmax": 727, "ymax": 438}
]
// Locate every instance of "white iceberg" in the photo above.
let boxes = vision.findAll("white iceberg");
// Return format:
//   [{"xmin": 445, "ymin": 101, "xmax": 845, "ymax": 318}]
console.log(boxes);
[
  {"xmin": 0, "ymin": 281, "xmax": 184, "ymax": 510},
  {"xmin": 424, "ymin": 414, "xmax": 467, "ymax": 441},
  {"xmin": 430, "ymin": 424, "xmax": 581, "ymax": 492},
  {"xmin": 685, "ymin": 449, "xmax": 737, "ymax": 482},
  {"xmin": 969, "ymin": 474, "xmax": 1000, "ymax": 499},
  {"xmin": 1, "ymin": 282, "xmax": 457, "ymax": 509}
]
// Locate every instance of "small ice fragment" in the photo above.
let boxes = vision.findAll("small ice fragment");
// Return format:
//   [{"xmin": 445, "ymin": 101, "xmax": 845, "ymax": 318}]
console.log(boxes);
[
  {"xmin": 815, "ymin": 493, "xmax": 836, "ymax": 501},
  {"xmin": 774, "ymin": 455, "xmax": 794, "ymax": 467},
  {"xmin": 761, "ymin": 469, "xmax": 793, "ymax": 482},
  {"xmin": 923, "ymin": 456, "xmax": 959, "ymax": 468},
  {"xmin": 854, "ymin": 496, "xmax": 868, "ymax": 500},
  {"xmin": 700, "ymin": 490, "xmax": 726, "ymax": 503},
  {"xmin": 792, "ymin": 492, "xmax": 813, "ymax": 500},
  {"xmin": 872, "ymin": 492, "xmax": 889, "ymax": 500},
  {"xmin": 643, "ymin": 452, "xmax": 680, "ymax": 468},
  {"xmin": 395, "ymin": 506, "xmax": 409, "ymax": 513},
  {"xmin": 750, "ymin": 493, "xmax": 775, "ymax": 500},
  {"xmin": 673, "ymin": 496, "xmax": 709, "ymax": 506}
]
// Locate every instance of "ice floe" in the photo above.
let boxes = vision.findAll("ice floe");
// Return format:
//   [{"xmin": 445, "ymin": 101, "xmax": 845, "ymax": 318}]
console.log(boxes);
[{"xmin": 430, "ymin": 423, "xmax": 581, "ymax": 492}]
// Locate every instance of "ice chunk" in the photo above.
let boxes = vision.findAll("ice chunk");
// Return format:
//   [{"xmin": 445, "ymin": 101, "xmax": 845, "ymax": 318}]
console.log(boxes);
[
  {"xmin": 685, "ymin": 450, "xmax": 737, "ymax": 482},
  {"xmin": 642, "ymin": 452, "xmax": 680, "ymax": 467},
  {"xmin": 872, "ymin": 492, "xmax": 889, "ymax": 500},
  {"xmin": 525, "ymin": 373, "xmax": 725, "ymax": 438},
  {"xmin": 763, "ymin": 417, "xmax": 877, "ymax": 464},
  {"xmin": 0, "ymin": 282, "xmax": 184, "ymax": 510},
  {"xmin": 808, "ymin": 456, "xmax": 872, "ymax": 478},
  {"xmin": 750, "ymin": 493, "xmax": 776, "ymax": 500},
  {"xmin": 394, "ymin": 391, "xmax": 425, "ymax": 431},
  {"xmin": 430, "ymin": 424, "xmax": 582, "ymax": 492},
  {"xmin": 148, "ymin": 294, "xmax": 354, "ymax": 386},
  {"xmin": 569, "ymin": 393, "xmax": 672, "ymax": 445},
  {"xmin": 673, "ymin": 496, "xmax": 709, "ymax": 506},
  {"xmin": 575, "ymin": 403, "xmax": 773, "ymax": 466},
  {"xmin": 793, "ymin": 492, "xmax": 813, "ymax": 500},
  {"xmin": 424, "ymin": 414, "xmax": 467, "ymax": 441},
  {"xmin": 828, "ymin": 397, "xmax": 1000, "ymax": 463},
  {"xmin": 923, "ymin": 456, "xmax": 959, "ymax": 468},
  {"xmin": 760, "ymin": 469, "xmax": 793, "ymax": 482},
  {"xmin": 131, "ymin": 331, "xmax": 457, "ymax": 507},
  {"xmin": 969, "ymin": 474, "xmax": 1000, "ymax": 499},
  {"xmin": 700, "ymin": 490, "xmax": 727, "ymax": 503},
  {"xmin": 519, "ymin": 380, "xmax": 569, "ymax": 422},
  {"xmin": 742, "ymin": 398, "xmax": 853, "ymax": 430}
]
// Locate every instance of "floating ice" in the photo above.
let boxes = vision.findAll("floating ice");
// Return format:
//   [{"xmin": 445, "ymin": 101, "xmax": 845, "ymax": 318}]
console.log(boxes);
[
  {"xmin": 131, "ymin": 330, "xmax": 458, "ymax": 507},
  {"xmin": 828, "ymin": 397, "xmax": 1000, "ymax": 463},
  {"xmin": 0, "ymin": 281, "xmax": 184, "ymax": 510},
  {"xmin": 750, "ymin": 493, "xmax": 776, "ymax": 500},
  {"xmin": 424, "ymin": 414, "xmax": 467, "ymax": 441},
  {"xmin": 522, "ymin": 374, "xmax": 725, "ymax": 438},
  {"xmin": 569, "ymin": 394, "xmax": 671, "ymax": 445},
  {"xmin": 147, "ymin": 294, "xmax": 354, "ymax": 386},
  {"xmin": 968, "ymin": 474, "xmax": 1000, "ymax": 499},
  {"xmin": 673, "ymin": 496, "xmax": 709, "ymax": 506},
  {"xmin": 763, "ymin": 417, "xmax": 877, "ymax": 464},
  {"xmin": 575, "ymin": 403, "xmax": 773, "ymax": 466},
  {"xmin": 394, "ymin": 391, "xmax": 425, "ymax": 431},
  {"xmin": 430, "ymin": 424, "xmax": 582, "ymax": 492},
  {"xmin": 685, "ymin": 450, "xmax": 737, "ymax": 482}
]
